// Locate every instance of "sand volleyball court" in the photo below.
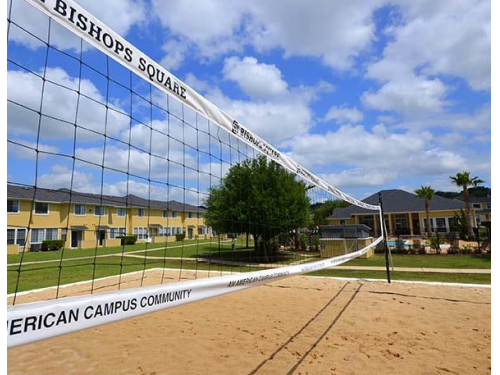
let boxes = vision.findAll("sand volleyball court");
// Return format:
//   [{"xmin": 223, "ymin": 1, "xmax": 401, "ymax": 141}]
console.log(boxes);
[{"xmin": 8, "ymin": 270, "xmax": 491, "ymax": 375}]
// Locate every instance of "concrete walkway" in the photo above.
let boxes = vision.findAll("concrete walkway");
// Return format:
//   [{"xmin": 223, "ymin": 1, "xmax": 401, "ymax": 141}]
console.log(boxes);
[{"xmin": 333, "ymin": 266, "xmax": 491, "ymax": 274}]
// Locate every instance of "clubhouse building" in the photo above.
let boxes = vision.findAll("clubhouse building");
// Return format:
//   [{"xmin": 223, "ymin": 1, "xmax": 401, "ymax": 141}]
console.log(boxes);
[
  {"xmin": 7, "ymin": 185, "xmax": 212, "ymax": 254},
  {"xmin": 327, "ymin": 189, "xmax": 479, "ymax": 237}
]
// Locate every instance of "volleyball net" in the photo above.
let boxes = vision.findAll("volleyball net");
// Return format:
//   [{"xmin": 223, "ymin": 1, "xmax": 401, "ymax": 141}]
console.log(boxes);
[{"xmin": 7, "ymin": 0, "xmax": 383, "ymax": 348}]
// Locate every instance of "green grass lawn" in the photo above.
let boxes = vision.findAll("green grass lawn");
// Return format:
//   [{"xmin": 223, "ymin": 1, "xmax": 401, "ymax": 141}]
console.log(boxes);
[
  {"xmin": 309, "ymin": 269, "xmax": 491, "ymax": 284},
  {"xmin": 7, "ymin": 238, "xmax": 239, "ymax": 264},
  {"xmin": 343, "ymin": 254, "xmax": 491, "ymax": 269},
  {"xmin": 8, "ymin": 254, "xmax": 263, "ymax": 294},
  {"xmin": 7, "ymin": 246, "xmax": 491, "ymax": 294}
]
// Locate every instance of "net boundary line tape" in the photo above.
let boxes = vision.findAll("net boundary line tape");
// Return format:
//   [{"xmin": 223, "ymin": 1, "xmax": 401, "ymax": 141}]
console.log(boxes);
[
  {"xmin": 7, "ymin": 237, "xmax": 382, "ymax": 348},
  {"xmin": 20, "ymin": 0, "xmax": 379, "ymax": 211}
]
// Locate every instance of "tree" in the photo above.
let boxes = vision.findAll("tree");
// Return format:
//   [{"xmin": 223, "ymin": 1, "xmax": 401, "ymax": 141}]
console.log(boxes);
[
  {"xmin": 311, "ymin": 200, "xmax": 350, "ymax": 228},
  {"xmin": 204, "ymin": 155, "xmax": 310, "ymax": 261},
  {"xmin": 415, "ymin": 186, "xmax": 435, "ymax": 237},
  {"xmin": 449, "ymin": 172, "xmax": 485, "ymax": 236}
]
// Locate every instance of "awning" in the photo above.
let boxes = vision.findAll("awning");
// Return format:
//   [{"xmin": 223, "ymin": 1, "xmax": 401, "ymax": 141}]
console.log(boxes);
[
  {"xmin": 148, "ymin": 224, "xmax": 163, "ymax": 228},
  {"xmin": 96, "ymin": 225, "xmax": 111, "ymax": 230},
  {"xmin": 71, "ymin": 225, "xmax": 88, "ymax": 231}
]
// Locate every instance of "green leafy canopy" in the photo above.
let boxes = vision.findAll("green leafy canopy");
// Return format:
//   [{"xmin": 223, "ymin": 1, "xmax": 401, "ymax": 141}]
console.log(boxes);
[{"xmin": 203, "ymin": 155, "xmax": 311, "ymax": 243}]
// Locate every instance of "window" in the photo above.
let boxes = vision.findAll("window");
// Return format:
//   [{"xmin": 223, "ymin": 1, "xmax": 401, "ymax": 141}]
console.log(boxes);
[
  {"xmin": 472, "ymin": 203, "xmax": 481, "ymax": 209},
  {"xmin": 116, "ymin": 208, "xmax": 126, "ymax": 217},
  {"xmin": 7, "ymin": 200, "xmax": 19, "ymax": 213},
  {"xmin": 188, "ymin": 212, "xmax": 193, "ymax": 219},
  {"xmin": 487, "ymin": 203, "xmax": 491, "ymax": 209},
  {"xmin": 46, "ymin": 228, "xmax": 59, "ymax": 240},
  {"xmin": 166, "ymin": 227, "xmax": 171, "ymax": 236},
  {"xmin": 30, "ymin": 228, "xmax": 58, "ymax": 243},
  {"xmin": 138, "ymin": 208, "xmax": 145, "ymax": 217},
  {"xmin": 7, "ymin": 229, "xmax": 15, "ymax": 244},
  {"xmin": 163, "ymin": 210, "xmax": 168, "ymax": 218},
  {"xmin": 34, "ymin": 202, "xmax": 49, "ymax": 214},
  {"xmin": 394, "ymin": 214, "xmax": 408, "ymax": 230},
  {"xmin": 339, "ymin": 220, "xmax": 346, "ymax": 226},
  {"xmin": 361, "ymin": 215, "xmax": 374, "ymax": 229},
  {"xmin": 172, "ymin": 211, "xmax": 178, "ymax": 218},
  {"xmin": 74, "ymin": 204, "xmax": 86, "ymax": 215},
  {"xmin": 436, "ymin": 218, "xmax": 446, "ymax": 227},
  {"xmin": 133, "ymin": 227, "xmax": 148, "ymax": 239},
  {"xmin": 61, "ymin": 228, "xmax": 67, "ymax": 241},
  {"xmin": 31, "ymin": 229, "xmax": 45, "ymax": 243},
  {"xmin": 110, "ymin": 227, "xmax": 126, "ymax": 238},
  {"xmin": 197, "ymin": 213, "xmax": 202, "ymax": 219},
  {"xmin": 94, "ymin": 206, "xmax": 105, "ymax": 216},
  {"xmin": 7, "ymin": 228, "xmax": 27, "ymax": 246}
]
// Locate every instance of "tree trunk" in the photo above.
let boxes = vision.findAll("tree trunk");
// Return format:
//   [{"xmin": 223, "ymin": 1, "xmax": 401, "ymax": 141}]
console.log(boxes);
[
  {"xmin": 246, "ymin": 232, "xmax": 249, "ymax": 248},
  {"xmin": 425, "ymin": 199, "xmax": 432, "ymax": 238},
  {"xmin": 464, "ymin": 186, "xmax": 474, "ymax": 237}
]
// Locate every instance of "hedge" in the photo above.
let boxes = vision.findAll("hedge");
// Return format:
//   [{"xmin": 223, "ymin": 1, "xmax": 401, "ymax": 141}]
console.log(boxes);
[
  {"xmin": 41, "ymin": 240, "xmax": 65, "ymax": 251},
  {"xmin": 175, "ymin": 233, "xmax": 186, "ymax": 241},
  {"xmin": 116, "ymin": 235, "xmax": 138, "ymax": 245}
]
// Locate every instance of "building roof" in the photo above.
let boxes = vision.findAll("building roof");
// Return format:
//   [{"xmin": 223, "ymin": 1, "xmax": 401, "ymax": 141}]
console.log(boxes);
[
  {"xmin": 7, "ymin": 185, "xmax": 204, "ymax": 213},
  {"xmin": 328, "ymin": 189, "xmax": 466, "ymax": 219}
]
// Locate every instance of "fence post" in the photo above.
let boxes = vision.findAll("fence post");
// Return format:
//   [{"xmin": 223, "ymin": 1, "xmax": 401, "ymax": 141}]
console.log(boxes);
[{"xmin": 378, "ymin": 192, "xmax": 391, "ymax": 283}]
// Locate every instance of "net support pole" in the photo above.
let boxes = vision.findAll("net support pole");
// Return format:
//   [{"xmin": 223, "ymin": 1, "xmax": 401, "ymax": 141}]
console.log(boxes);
[{"xmin": 378, "ymin": 192, "xmax": 391, "ymax": 283}]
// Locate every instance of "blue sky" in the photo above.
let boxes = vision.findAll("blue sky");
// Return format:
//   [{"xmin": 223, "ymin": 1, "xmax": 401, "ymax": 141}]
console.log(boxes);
[{"xmin": 7, "ymin": 0, "xmax": 491, "ymax": 203}]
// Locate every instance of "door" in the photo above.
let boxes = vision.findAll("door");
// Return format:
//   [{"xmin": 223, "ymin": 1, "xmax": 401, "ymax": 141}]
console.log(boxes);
[
  {"xmin": 71, "ymin": 231, "xmax": 83, "ymax": 248},
  {"xmin": 97, "ymin": 230, "xmax": 106, "ymax": 246},
  {"xmin": 188, "ymin": 227, "xmax": 193, "ymax": 240},
  {"xmin": 412, "ymin": 219, "xmax": 421, "ymax": 235}
]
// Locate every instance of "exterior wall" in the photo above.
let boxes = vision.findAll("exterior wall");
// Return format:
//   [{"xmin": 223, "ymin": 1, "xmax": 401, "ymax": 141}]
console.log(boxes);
[{"xmin": 7, "ymin": 199, "xmax": 211, "ymax": 251}]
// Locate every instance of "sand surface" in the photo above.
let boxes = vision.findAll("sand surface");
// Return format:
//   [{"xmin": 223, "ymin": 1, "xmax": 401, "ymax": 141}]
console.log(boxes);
[{"xmin": 8, "ymin": 270, "xmax": 491, "ymax": 375}]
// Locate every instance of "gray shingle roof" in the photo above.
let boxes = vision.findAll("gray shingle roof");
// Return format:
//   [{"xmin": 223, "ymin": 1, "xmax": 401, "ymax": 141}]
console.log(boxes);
[
  {"xmin": 7, "ymin": 185, "xmax": 204, "ymax": 213},
  {"xmin": 328, "ymin": 189, "xmax": 465, "ymax": 219}
]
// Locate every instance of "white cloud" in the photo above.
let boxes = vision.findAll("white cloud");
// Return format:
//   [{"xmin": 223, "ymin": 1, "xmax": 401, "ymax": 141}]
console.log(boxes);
[
  {"xmin": 160, "ymin": 39, "xmax": 189, "ymax": 71},
  {"xmin": 371, "ymin": 0, "xmax": 491, "ymax": 91},
  {"xmin": 285, "ymin": 124, "xmax": 466, "ymax": 183},
  {"xmin": 324, "ymin": 105, "xmax": 363, "ymax": 124},
  {"xmin": 321, "ymin": 168, "xmax": 396, "ymax": 188},
  {"xmin": 183, "ymin": 59, "xmax": 334, "ymax": 144},
  {"xmin": 222, "ymin": 56, "xmax": 288, "ymax": 100},
  {"xmin": 151, "ymin": 0, "xmax": 384, "ymax": 70},
  {"xmin": 7, "ymin": 68, "xmax": 130, "ymax": 140},
  {"xmin": 9, "ymin": 0, "xmax": 146, "ymax": 52},
  {"xmin": 362, "ymin": 76, "xmax": 449, "ymax": 116}
]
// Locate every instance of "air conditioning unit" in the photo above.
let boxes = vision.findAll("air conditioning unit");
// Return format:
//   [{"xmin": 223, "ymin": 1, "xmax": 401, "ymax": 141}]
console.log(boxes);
[{"xmin": 30, "ymin": 243, "xmax": 42, "ymax": 252}]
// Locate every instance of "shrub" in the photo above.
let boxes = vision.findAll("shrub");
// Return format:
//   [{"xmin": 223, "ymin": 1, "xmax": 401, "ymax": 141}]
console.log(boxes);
[
  {"xmin": 175, "ymin": 233, "xmax": 186, "ymax": 241},
  {"xmin": 41, "ymin": 240, "xmax": 64, "ymax": 251},
  {"xmin": 117, "ymin": 235, "xmax": 137, "ymax": 245}
]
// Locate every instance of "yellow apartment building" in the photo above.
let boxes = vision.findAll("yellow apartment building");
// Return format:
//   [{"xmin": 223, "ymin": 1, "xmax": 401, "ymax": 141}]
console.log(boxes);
[
  {"xmin": 469, "ymin": 196, "xmax": 491, "ymax": 227},
  {"xmin": 327, "ymin": 189, "xmax": 476, "ymax": 237},
  {"xmin": 7, "ymin": 185, "xmax": 212, "ymax": 254}
]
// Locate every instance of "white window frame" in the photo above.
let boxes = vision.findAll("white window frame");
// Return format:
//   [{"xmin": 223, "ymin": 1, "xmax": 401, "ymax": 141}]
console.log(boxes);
[
  {"xmin": 172, "ymin": 211, "xmax": 178, "ymax": 218},
  {"xmin": 133, "ymin": 227, "xmax": 148, "ymax": 239},
  {"xmin": 7, "ymin": 228, "xmax": 27, "ymax": 246},
  {"xmin": 94, "ymin": 206, "xmax": 105, "ymax": 216},
  {"xmin": 116, "ymin": 207, "xmax": 126, "ymax": 217},
  {"xmin": 188, "ymin": 212, "xmax": 193, "ymax": 219},
  {"xmin": 74, "ymin": 204, "xmax": 86, "ymax": 216},
  {"xmin": 34, "ymin": 202, "xmax": 49, "ymax": 215},
  {"xmin": 30, "ymin": 228, "xmax": 59, "ymax": 244},
  {"xmin": 138, "ymin": 208, "xmax": 145, "ymax": 217},
  {"xmin": 163, "ymin": 210, "xmax": 168, "ymax": 218},
  {"xmin": 7, "ymin": 200, "xmax": 20, "ymax": 214},
  {"xmin": 110, "ymin": 227, "xmax": 126, "ymax": 238}
]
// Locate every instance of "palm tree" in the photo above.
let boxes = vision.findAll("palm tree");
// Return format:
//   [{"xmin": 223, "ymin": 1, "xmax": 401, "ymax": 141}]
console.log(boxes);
[
  {"xmin": 415, "ymin": 186, "xmax": 435, "ymax": 237},
  {"xmin": 450, "ymin": 172, "xmax": 485, "ymax": 236}
]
